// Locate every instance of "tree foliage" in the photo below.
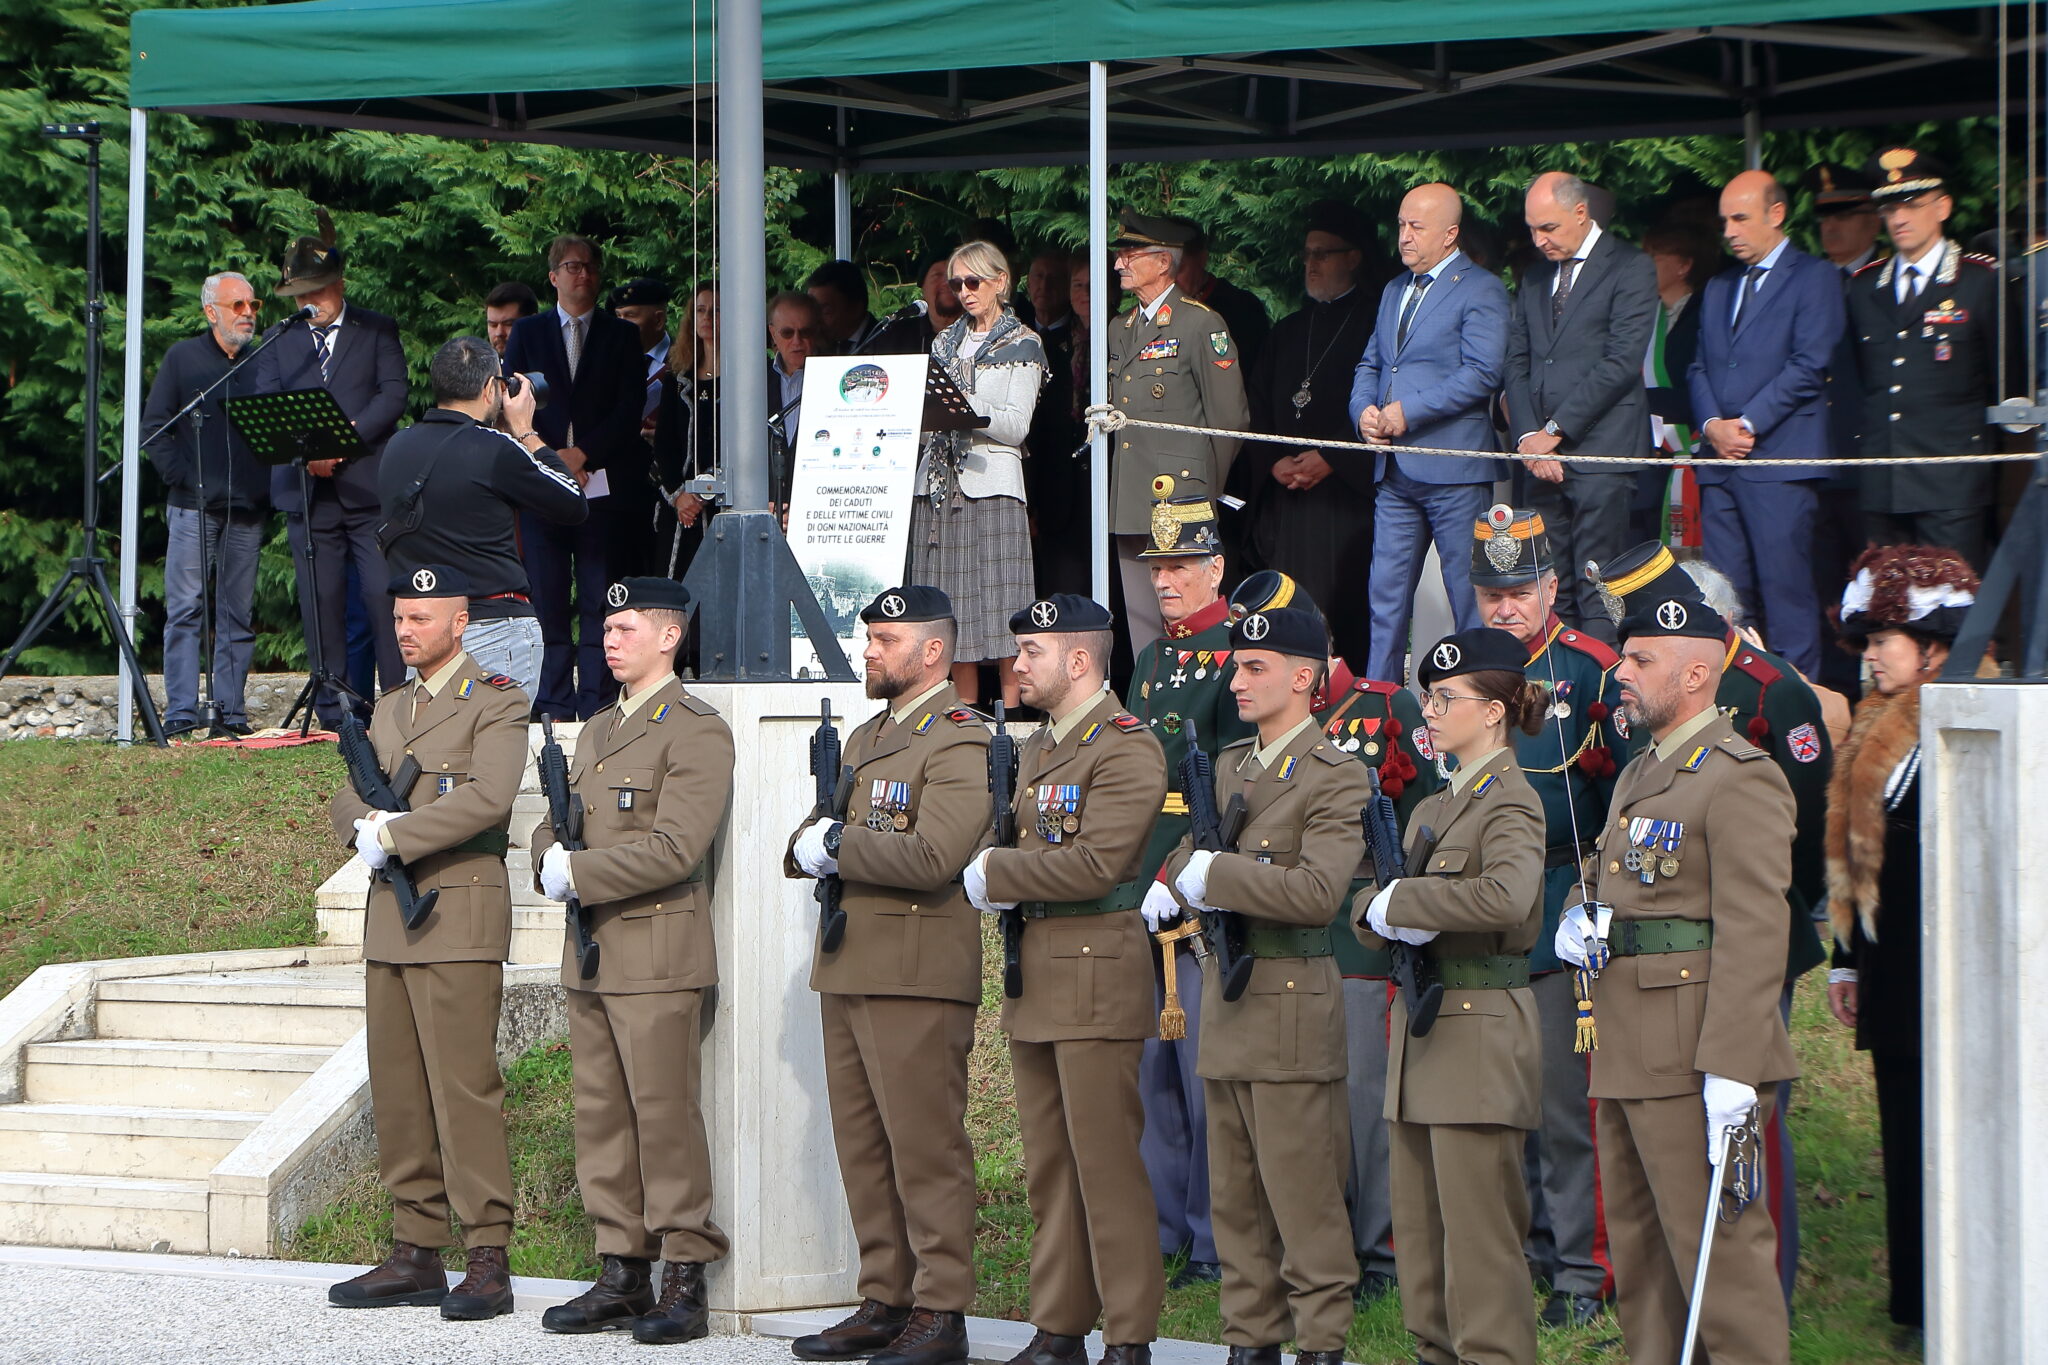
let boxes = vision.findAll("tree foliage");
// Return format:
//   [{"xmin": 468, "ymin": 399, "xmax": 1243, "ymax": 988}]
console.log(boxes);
[{"xmin": 0, "ymin": 0, "xmax": 2009, "ymax": 673}]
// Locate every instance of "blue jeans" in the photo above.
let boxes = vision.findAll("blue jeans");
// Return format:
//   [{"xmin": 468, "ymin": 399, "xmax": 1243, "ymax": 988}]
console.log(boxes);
[
  {"xmin": 1365, "ymin": 468, "xmax": 1488, "ymax": 682},
  {"xmin": 459, "ymin": 616, "xmax": 544, "ymax": 706},
  {"xmin": 162, "ymin": 505, "xmax": 264, "ymax": 728}
]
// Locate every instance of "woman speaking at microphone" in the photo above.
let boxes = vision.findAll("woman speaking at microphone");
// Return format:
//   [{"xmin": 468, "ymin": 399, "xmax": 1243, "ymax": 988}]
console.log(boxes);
[{"xmin": 1356, "ymin": 627, "xmax": 1547, "ymax": 1365}]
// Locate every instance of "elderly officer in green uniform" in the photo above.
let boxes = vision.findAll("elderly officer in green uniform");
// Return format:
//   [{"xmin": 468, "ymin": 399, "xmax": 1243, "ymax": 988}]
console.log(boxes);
[
  {"xmin": 1152, "ymin": 599, "xmax": 1371, "ymax": 1365},
  {"xmin": 1469, "ymin": 507, "xmax": 1634, "ymax": 1328},
  {"xmin": 1125, "ymin": 496, "xmax": 1250, "ymax": 1287},
  {"xmin": 328, "ymin": 565, "xmax": 527, "ymax": 1321},
  {"xmin": 532, "ymin": 578, "xmax": 732, "ymax": 1345},
  {"xmin": 1107, "ymin": 210, "xmax": 1250, "ymax": 646},
  {"xmin": 1228, "ymin": 569, "xmax": 1438, "ymax": 1305},
  {"xmin": 1591, "ymin": 542, "xmax": 1827, "ymax": 1301}
]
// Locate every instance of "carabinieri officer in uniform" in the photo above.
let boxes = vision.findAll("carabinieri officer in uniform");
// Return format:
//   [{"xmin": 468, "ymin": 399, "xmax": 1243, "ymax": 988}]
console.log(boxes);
[
  {"xmin": 532, "ymin": 577, "xmax": 733, "ymax": 1345},
  {"xmin": 786, "ymin": 586, "xmax": 991, "ymax": 1365},
  {"xmin": 964, "ymin": 595, "xmax": 1169, "ymax": 1365},
  {"xmin": 1555, "ymin": 575, "xmax": 1798, "ymax": 1365},
  {"xmin": 1152, "ymin": 599, "xmax": 1370, "ymax": 1365},
  {"xmin": 329, "ymin": 565, "xmax": 526, "ymax": 1320},
  {"xmin": 1359, "ymin": 627, "xmax": 1548, "ymax": 1365}
]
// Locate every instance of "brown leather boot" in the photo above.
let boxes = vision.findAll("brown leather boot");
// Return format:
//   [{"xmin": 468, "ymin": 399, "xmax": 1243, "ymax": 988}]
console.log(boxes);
[
  {"xmin": 327, "ymin": 1241, "xmax": 447, "ymax": 1308},
  {"xmin": 1098, "ymin": 1347, "xmax": 1151, "ymax": 1365},
  {"xmin": 633, "ymin": 1261, "xmax": 710, "ymax": 1344},
  {"xmin": 792, "ymin": 1299, "xmax": 914, "ymax": 1359},
  {"xmin": 542, "ymin": 1255, "xmax": 654, "ymax": 1333},
  {"xmin": 1003, "ymin": 1330, "xmax": 1087, "ymax": 1365},
  {"xmin": 440, "ymin": 1245, "xmax": 514, "ymax": 1320},
  {"xmin": 870, "ymin": 1308, "xmax": 967, "ymax": 1365}
]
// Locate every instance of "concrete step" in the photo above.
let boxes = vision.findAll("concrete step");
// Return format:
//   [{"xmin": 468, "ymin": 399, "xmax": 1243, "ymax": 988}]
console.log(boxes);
[
  {"xmin": 0, "ymin": 1171, "xmax": 210, "ymax": 1252},
  {"xmin": 0, "ymin": 1103, "xmax": 264, "ymax": 1180},
  {"xmin": 97, "ymin": 969, "xmax": 365, "ymax": 1046},
  {"xmin": 23, "ymin": 1038, "xmax": 334, "ymax": 1110}
]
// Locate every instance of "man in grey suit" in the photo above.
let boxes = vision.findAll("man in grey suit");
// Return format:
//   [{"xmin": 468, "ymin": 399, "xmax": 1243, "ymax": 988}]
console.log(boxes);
[
  {"xmin": 1505, "ymin": 172, "xmax": 1659, "ymax": 643},
  {"xmin": 1348, "ymin": 183, "xmax": 1510, "ymax": 683}
]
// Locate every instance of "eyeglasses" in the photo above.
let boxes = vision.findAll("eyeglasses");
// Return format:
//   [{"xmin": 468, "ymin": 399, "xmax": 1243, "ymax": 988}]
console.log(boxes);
[
  {"xmin": 213, "ymin": 299, "xmax": 261, "ymax": 315},
  {"xmin": 773, "ymin": 326, "xmax": 817, "ymax": 340},
  {"xmin": 948, "ymin": 276, "xmax": 989, "ymax": 292},
  {"xmin": 1301, "ymin": 246, "xmax": 1359, "ymax": 263},
  {"xmin": 552, "ymin": 260, "xmax": 595, "ymax": 275},
  {"xmin": 1421, "ymin": 689, "xmax": 1491, "ymax": 714}
]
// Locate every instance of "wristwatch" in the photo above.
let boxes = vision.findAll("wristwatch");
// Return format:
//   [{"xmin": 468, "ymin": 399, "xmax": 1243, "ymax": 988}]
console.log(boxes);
[
  {"xmin": 823, "ymin": 821, "xmax": 844, "ymax": 857},
  {"xmin": 1542, "ymin": 419, "xmax": 1564, "ymax": 438}
]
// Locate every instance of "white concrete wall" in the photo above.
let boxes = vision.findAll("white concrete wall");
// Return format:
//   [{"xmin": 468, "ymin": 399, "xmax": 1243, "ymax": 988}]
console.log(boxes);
[{"xmin": 1922, "ymin": 682, "xmax": 2048, "ymax": 1364}]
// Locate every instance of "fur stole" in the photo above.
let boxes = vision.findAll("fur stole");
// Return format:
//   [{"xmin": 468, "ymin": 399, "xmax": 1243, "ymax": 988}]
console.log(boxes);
[{"xmin": 1824, "ymin": 686, "xmax": 1919, "ymax": 948}]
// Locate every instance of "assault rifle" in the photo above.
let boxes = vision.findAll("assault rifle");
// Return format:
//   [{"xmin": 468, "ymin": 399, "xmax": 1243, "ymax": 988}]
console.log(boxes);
[
  {"xmin": 1361, "ymin": 765, "xmax": 1443, "ymax": 1036},
  {"xmin": 810, "ymin": 700, "xmax": 852, "ymax": 952},
  {"xmin": 989, "ymin": 702, "xmax": 1023, "ymax": 998},
  {"xmin": 1177, "ymin": 718, "xmax": 1253, "ymax": 1002},
  {"xmin": 537, "ymin": 717, "xmax": 598, "ymax": 980},
  {"xmin": 336, "ymin": 711, "xmax": 436, "ymax": 931}
]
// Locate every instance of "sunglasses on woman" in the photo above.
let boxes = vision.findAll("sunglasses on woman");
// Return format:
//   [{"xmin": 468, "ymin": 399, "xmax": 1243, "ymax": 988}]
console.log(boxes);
[{"xmin": 948, "ymin": 275, "xmax": 989, "ymax": 292}]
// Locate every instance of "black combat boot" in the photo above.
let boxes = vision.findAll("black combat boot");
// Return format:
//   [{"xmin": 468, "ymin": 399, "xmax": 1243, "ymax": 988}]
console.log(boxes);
[
  {"xmin": 633, "ymin": 1261, "xmax": 711, "ymax": 1344},
  {"xmin": 1099, "ymin": 1346, "xmax": 1152, "ymax": 1365},
  {"xmin": 1004, "ymin": 1330, "xmax": 1087, "ymax": 1365},
  {"xmin": 1224, "ymin": 1348, "xmax": 1282, "ymax": 1365},
  {"xmin": 439, "ymin": 1245, "xmax": 514, "ymax": 1320},
  {"xmin": 327, "ymin": 1241, "xmax": 447, "ymax": 1308},
  {"xmin": 542, "ymin": 1254, "xmax": 654, "ymax": 1332},
  {"xmin": 1294, "ymin": 1352, "xmax": 1344, "ymax": 1365},
  {"xmin": 793, "ymin": 1299, "xmax": 914, "ymax": 1360},
  {"xmin": 870, "ymin": 1308, "xmax": 968, "ymax": 1365}
]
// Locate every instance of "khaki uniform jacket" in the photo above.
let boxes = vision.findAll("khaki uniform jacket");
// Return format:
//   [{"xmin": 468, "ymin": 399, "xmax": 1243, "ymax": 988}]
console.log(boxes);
[
  {"xmin": 984, "ymin": 691, "xmax": 1168, "ymax": 1043},
  {"xmin": 1160, "ymin": 722, "xmax": 1371, "ymax": 1084},
  {"xmin": 330, "ymin": 654, "xmax": 527, "ymax": 965},
  {"xmin": 1106, "ymin": 290, "xmax": 1249, "ymax": 535},
  {"xmin": 1358, "ymin": 748, "xmax": 1545, "ymax": 1128},
  {"xmin": 530, "ymin": 676, "xmax": 732, "ymax": 994},
  {"xmin": 1574, "ymin": 714, "xmax": 1800, "ymax": 1100},
  {"xmin": 782, "ymin": 684, "xmax": 990, "ymax": 1004}
]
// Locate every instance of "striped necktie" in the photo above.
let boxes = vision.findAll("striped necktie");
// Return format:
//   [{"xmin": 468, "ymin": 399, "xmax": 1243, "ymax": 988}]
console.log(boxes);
[{"xmin": 313, "ymin": 325, "xmax": 335, "ymax": 383}]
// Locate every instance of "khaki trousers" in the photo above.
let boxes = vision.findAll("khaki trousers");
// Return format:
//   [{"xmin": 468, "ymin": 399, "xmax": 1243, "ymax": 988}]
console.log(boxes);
[
  {"xmin": 1205, "ymin": 1078, "xmax": 1357, "ymax": 1352},
  {"xmin": 1389, "ymin": 1120, "xmax": 1535, "ymax": 1365},
  {"xmin": 822, "ymin": 993, "xmax": 977, "ymax": 1312},
  {"xmin": 1598, "ymin": 1093, "xmax": 1790, "ymax": 1365},
  {"xmin": 1010, "ymin": 1038, "xmax": 1165, "ymax": 1344},
  {"xmin": 365, "ymin": 960, "xmax": 514, "ymax": 1249},
  {"xmin": 566, "ymin": 987, "xmax": 728, "ymax": 1264}
]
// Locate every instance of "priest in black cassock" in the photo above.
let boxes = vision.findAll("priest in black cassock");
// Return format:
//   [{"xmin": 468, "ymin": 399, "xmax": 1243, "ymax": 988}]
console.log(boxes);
[{"xmin": 1235, "ymin": 200, "xmax": 1393, "ymax": 671}]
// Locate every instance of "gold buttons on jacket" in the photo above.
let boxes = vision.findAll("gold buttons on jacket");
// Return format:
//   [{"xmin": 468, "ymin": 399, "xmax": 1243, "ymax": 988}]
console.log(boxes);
[
  {"xmin": 1680, "ymin": 969, "xmax": 1691, "ymax": 979},
  {"xmin": 471, "ymin": 874, "xmax": 479, "ymax": 883},
  {"xmin": 1462, "ymin": 1001, "xmax": 1473, "ymax": 1010},
  {"xmin": 441, "ymin": 762, "xmax": 450, "ymax": 770},
  {"xmin": 1286, "ymin": 980, "xmax": 1296, "ymax": 990},
  {"xmin": 1435, "ymin": 858, "xmax": 1448, "ymax": 869},
  {"xmin": 596, "ymin": 763, "xmax": 605, "ymax": 773},
  {"xmin": 1082, "ymin": 946, "xmax": 1091, "ymax": 955},
  {"xmin": 1260, "ymin": 839, "xmax": 1271, "ymax": 848},
  {"xmin": 1609, "ymin": 861, "xmax": 1622, "ymax": 874}
]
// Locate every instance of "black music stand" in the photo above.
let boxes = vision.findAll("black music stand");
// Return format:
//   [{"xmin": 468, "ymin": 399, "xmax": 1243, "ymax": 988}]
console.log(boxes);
[
  {"xmin": 226, "ymin": 388, "xmax": 368, "ymax": 734},
  {"xmin": 923, "ymin": 365, "xmax": 991, "ymax": 434}
]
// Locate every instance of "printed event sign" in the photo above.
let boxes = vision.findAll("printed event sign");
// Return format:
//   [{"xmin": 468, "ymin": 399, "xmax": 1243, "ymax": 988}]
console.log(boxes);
[{"xmin": 785, "ymin": 353, "xmax": 928, "ymax": 677}]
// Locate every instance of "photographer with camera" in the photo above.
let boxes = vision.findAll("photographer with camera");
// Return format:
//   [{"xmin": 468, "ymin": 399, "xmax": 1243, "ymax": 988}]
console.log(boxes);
[{"xmin": 377, "ymin": 336, "xmax": 588, "ymax": 701}]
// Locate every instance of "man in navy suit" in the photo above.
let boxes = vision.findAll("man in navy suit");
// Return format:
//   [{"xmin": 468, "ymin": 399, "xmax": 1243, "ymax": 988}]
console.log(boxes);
[
  {"xmin": 502, "ymin": 235, "xmax": 652, "ymax": 718},
  {"xmin": 1348, "ymin": 183, "xmax": 1510, "ymax": 682},
  {"xmin": 1686, "ymin": 171, "xmax": 1846, "ymax": 677},
  {"xmin": 249, "ymin": 219, "xmax": 409, "ymax": 726}
]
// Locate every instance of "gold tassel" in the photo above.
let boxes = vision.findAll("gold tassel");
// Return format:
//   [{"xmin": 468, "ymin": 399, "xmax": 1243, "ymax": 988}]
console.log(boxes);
[
  {"xmin": 1573, "ymin": 966, "xmax": 1598, "ymax": 1053},
  {"xmin": 1154, "ymin": 925, "xmax": 1199, "ymax": 1041}
]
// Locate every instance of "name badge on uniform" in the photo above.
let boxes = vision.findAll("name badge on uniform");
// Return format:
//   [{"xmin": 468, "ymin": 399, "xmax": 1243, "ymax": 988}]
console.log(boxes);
[
  {"xmin": 437, "ymin": 775, "xmax": 456, "ymax": 795},
  {"xmin": 1623, "ymin": 818, "xmax": 1684, "ymax": 883},
  {"xmin": 618, "ymin": 789, "xmax": 635, "ymax": 811},
  {"xmin": 1036, "ymin": 784, "xmax": 1080, "ymax": 843}
]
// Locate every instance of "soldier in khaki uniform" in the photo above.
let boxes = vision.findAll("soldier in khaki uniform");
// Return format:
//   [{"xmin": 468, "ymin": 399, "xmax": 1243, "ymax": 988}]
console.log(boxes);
[
  {"xmin": 963, "ymin": 594, "xmax": 1168, "ymax": 1365},
  {"xmin": 1106, "ymin": 211, "xmax": 1249, "ymax": 645},
  {"xmin": 328, "ymin": 566, "xmax": 526, "ymax": 1320},
  {"xmin": 1359, "ymin": 627, "xmax": 1548, "ymax": 1365},
  {"xmin": 785, "ymin": 586, "xmax": 990, "ymax": 1365},
  {"xmin": 1555, "ymin": 565, "xmax": 1798, "ymax": 1365},
  {"xmin": 1151, "ymin": 601, "xmax": 1370, "ymax": 1365},
  {"xmin": 531, "ymin": 578, "xmax": 732, "ymax": 1344}
]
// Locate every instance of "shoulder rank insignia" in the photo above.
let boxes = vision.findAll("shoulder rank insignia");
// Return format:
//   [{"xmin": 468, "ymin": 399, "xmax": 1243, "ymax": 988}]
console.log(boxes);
[
  {"xmin": 1112, "ymin": 712, "xmax": 1143, "ymax": 732},
  {"xmin": 482, "ymin": 674, "xmax": 518, "ymax": 690},
  {"xmin": 946, "ymin": 707, "xmax": 975, "ymax": 724},
  {"xmin": 1681, "ymin": 745, "xmax": 1711, "ymax": 772},
  {"xmin": 650, "ymin": 701, "xmax": 672, "ymax": 723},
  {"xmin": 1080, "ymin": 720, "xmax": 1107, "ymax": 745},
  {"xmin": 1473, "ymin": 772, "xmax": 1498, "ymax": 796},
  {"xmin": 455, "ymin": 678, "xmax": 475, "ymax": 700},
  {"xmin": 914, "ymin": 712, "xmax": 937, "ymax": 734},
  {"xmin": 1277, "ymin": 755, "xmax": 1299, "ymax": 781}
]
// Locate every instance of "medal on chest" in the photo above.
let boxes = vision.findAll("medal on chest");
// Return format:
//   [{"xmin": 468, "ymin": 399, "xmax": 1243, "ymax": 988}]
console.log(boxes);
[
  {"xmin": 866, "ymin": 779, "xmax": 911, "ymax": 832},
  {"xmin": 1623, "ymin": 817, "xmax": 1684, "ymax": 883},
  {"xmin": 1036, "ymin": 784, "xmax": 1081, "ymax": 843}
]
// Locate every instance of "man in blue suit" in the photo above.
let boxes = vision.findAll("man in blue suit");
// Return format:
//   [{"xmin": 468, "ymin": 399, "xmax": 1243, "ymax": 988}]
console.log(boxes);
[
  {"xmin": 249, "ymin": 218, "xmax": 410, "ymax": 726},
  {"xmin": 502, "ymin": 235, "xmax": 652, "ymax": 719},
  {"xmin": 1349, "ymin": 183, "xmax": 1510, "ymax": 683},
  {"xmin": 1686, "ymin": 171, "xmax": 1846, "ymax": 677}
]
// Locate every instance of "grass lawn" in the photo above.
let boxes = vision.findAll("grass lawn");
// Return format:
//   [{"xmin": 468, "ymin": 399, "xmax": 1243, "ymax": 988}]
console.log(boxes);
[{"xmin": 0, "ymin": 739, "xmax": 350, "ymax": 994}]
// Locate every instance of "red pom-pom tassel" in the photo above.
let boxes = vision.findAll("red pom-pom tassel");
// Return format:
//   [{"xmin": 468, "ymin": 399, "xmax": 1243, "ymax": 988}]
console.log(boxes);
[
  {"xmin": 1586, "ymin": 701, "xmax": 1609, "ymax": 722},
  {"xmin": 1382, "ymin": 777, "xmax": 1405, "ymax": 801},
  {"xmin": 1748, "ymin": 715, "xmax": 1771, "ymax": 745},
  {"xmin": 1385, "ymin": 718, "xmax": 1403, "ymax": 739}
]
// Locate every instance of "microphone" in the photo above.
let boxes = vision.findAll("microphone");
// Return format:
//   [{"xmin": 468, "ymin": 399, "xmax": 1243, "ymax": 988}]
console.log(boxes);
[
  {"xmin": 887, "ymin": 299, "xmax": 928, "ymax": 322},
  {"xmin": 288, "ymin": 304, "xmax": 317, "ymax": 322}
]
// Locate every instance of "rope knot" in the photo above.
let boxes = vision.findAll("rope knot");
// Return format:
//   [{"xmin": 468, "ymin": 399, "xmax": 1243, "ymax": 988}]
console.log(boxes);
[{"xmin": 1083, "ymin": 402, "xmax": 1128, "ymax": 435}]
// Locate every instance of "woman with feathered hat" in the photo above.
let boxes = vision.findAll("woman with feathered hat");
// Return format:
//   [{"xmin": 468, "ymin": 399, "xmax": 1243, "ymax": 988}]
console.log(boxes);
[{"xmin": 1824, "ymin": 542, "xmax": 1982, "ymax": 1337}]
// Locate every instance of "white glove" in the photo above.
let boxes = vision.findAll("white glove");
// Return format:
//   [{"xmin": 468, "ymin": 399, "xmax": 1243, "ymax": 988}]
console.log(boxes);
[
  {"xmin": 1702, "ymin": 1074, "xmax": 1758, "ymax": 1162},
  {"xmin": 539, "ymin": 845, "xmax": 575, "ymax": 902},
  {"xmin": 353, "ymin": 813, "xmax": 393, "ymax": 871},
  {"xmin": 1554, "ymin": 902, "xmax": 1613, "ymax": 968},
  {"xmin": 1140, "ymin": 879, "xmax": 1180, "ymax": 932},
  {"xmin": 1174, "ymin": 850, "xmax": 1216, "ymax": 910},
  {"xmin": 794, "ymin": 818, "xmax": 838, "ymax": 878},
  {"xmin": 1365, "ymin": 880, "xmax": 1438, "ymax": 945},
  {"xmin": 964, "ymin": 849, "xmax": 1014, "ymax": 916}
]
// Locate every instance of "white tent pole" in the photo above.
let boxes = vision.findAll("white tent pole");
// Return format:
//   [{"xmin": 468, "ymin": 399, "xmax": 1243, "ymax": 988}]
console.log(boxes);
[
  {"xmin": 1088, "ymin": 60, "xmax": 1108, "ymax": 606},
  {"xmin": 719, "ymin": 0, "xmax": 768, "ymax": 513},
  {"xmin": 117, "ymin": 107, "xmax": 148, "ymax": 745},
  {"xmin": 1741, "ymin": 40, "xmax": 1762, "ymax": 169},
  {"xmin": 833, "ymin": 107, "xmax": 852, "ymax": 260}
]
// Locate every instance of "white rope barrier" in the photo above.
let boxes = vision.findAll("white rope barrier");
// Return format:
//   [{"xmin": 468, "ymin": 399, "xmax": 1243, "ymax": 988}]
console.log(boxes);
[{"xmin": 1081, "ymin": 403, "xmax": 2041, "ymax": 468}]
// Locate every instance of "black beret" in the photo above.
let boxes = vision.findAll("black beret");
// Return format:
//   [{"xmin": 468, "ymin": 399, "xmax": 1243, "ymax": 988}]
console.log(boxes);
[
  {"xmin": 1304, "ymin": 199, "xmax": 1372, "ymax": 251},
  {"xmin": 1417, "ymin": 627, "xmax": 1527, "ymax": 689},
  {"xmin": 1230, "ymin": 605, "xmax": 1328, "ymax": 660},
  {"xmin": 1009, "ymin": 594, "xmax": 1113, "ymax": 635},
  {"xmin": 860, "ymin": 584, "xmax": 953, "ymax": 624},
  {"xmin": 1618, "ymin": 594, "xmax": 1728, "ymax": 644},
  {"xmin": 1470, "ymin": 503, "xmax": 1552, "ymax": 588},
  {"xmin": 609, "ymin": 277, "xmax": 671, "ymax": 309},
  {"xmin": 388, "ymin": 564, "xmax": 471, "ymax": 599},
  {"xmin": 604, "ymin": 577, "xmax": 692, "ymax": 616}
]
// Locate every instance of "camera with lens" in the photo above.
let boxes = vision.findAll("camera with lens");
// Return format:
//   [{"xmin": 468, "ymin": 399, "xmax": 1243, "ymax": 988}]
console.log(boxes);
[{"xmin": 505, "ymin": 370, "xmax": 551, "ymax": 410}]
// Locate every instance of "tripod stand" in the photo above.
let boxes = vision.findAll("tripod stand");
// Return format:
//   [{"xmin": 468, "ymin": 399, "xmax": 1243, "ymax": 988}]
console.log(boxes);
[{"xmin": 0, "ymin": 123, "xmax": 166, "ymax": 745}]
